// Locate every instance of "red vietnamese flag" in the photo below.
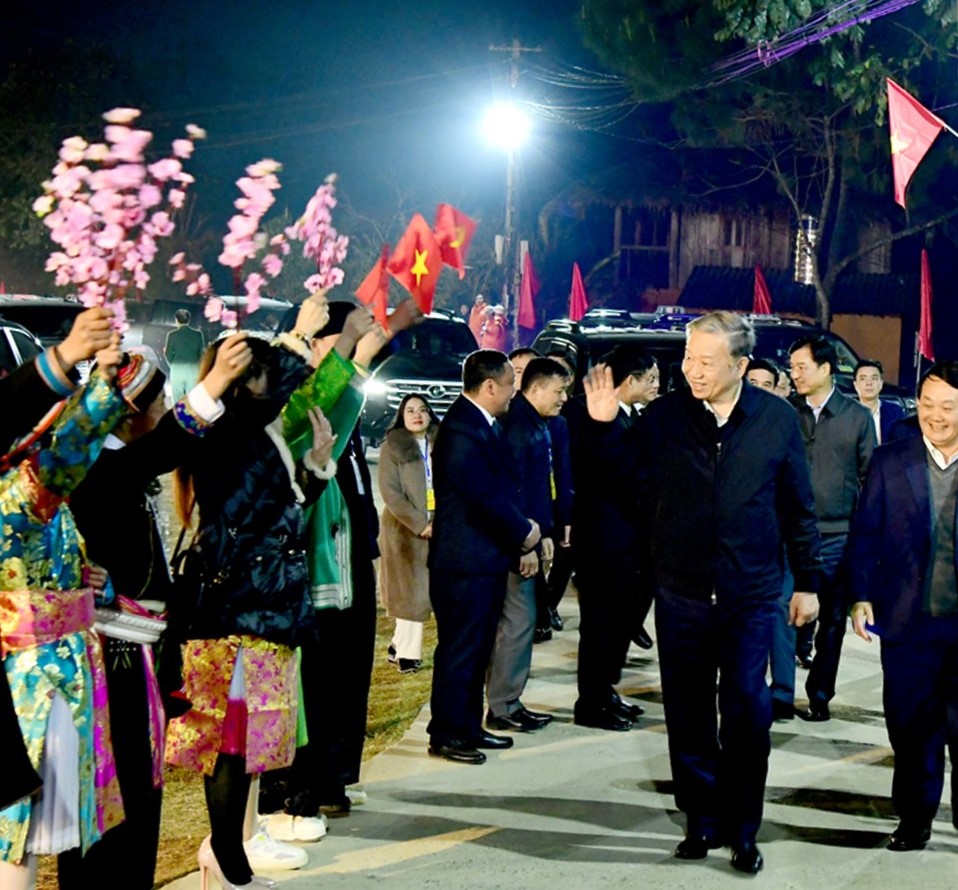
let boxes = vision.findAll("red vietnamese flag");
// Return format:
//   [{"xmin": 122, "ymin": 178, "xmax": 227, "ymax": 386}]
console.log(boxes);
[
  {"xmin": 388, "ymin": 214, "xmax": 442, "ymax": 314},
  {"xmin": 517, "ymin": 250, "xmax": 539, "ymax": 329},
  {"xmin": 354, "ymin": 244, "xmax": 391, "ymax": 328},
  {"xmin": 919, "ymin": 247, "xmax": 935, "ymax": 361},
  {"xmin": 887, "ymin": 78, "xmax": 945, "ymax": 209},
  {"xmin": 753, "ymin": 263, "xmax": 773, "ymax": 314},
  {"xmin": 433, "ymin": 204, "xmax": 477, "ymax": 279},
  {"xmin": 569, "ymin": 262, "xmax": 589, "ymax": 321}
]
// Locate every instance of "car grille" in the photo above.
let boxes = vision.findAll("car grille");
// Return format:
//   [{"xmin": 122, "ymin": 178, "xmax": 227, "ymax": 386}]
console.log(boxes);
[{"xmin": 385, "ymin": 379, "xmax": 461, "ymax": 416}]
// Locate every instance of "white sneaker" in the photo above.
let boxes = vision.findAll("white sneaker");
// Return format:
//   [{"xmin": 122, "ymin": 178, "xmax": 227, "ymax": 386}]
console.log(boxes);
[
  {"xmin": 262, "ymin": 812, "xmax": 327, "ymax": 843},
  {"xmin": 345, "ymin": 787, "xmax": 367, "ymax": 806},
  {"xmin": 243, "ymin": 831, "xmax": 308, "ymax": 870}
]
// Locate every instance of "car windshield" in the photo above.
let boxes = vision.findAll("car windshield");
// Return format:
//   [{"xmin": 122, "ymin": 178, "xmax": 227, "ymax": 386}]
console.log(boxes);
[{"xmin": 391, "ymin": 320, "xmax": 477, "ymax": 357}]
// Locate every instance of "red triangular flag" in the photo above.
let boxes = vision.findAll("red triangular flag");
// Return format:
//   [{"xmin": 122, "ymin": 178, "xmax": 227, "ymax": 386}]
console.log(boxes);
[
  {"xmin": 753, "ymin": 263, "xmax": 773, "ymax": 314},
  {"xmin": 920, "ymin": 247, "xmax": 935, "ymax": 362},
  {"xmin": 569, "ymin": 262, "xmax": 589, "ymax": 322},
  {"xmin": 433, "ymin": 204, "xmax": 477, "ymax": 280},
  {"xmin": 0, "ymin": 281, "xmax": 6, "ymax": 295},
  {"xmin": 887, "ymin": 78, "xmax": 946, "ymax": 209},
  {"xmin": 387, "ymin": 214, "xmax": 442, "ymax": 314},
  {"xmin": 355, "ymin": 244, "xmax": 390, "ymax": 328},
  {"xmin": 518, "ymin": 251, "xmax": 539, "ymax": 329}
]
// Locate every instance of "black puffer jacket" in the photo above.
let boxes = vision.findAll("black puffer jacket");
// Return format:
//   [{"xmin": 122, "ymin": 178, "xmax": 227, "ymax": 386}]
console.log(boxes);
[{"xmin": 178, "ymin": 342, "xmax": 320, "ymax": 647}]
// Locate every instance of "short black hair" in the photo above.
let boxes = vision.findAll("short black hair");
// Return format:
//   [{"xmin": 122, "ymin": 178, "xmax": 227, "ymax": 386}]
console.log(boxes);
[
  {"xmin": 788, "ymin": 335, "xmax": 838, "ymax": 375},
  {"xmin": 600, "ymin": 346, "xmax": 656, "ymax": 388},
  {"xmin": 746, "ymin": 357, "xmax": 779, "ymax": 385},
  {"xmin": 520, "ymin": 357, "xmax": 570, "ymax": 394},
  {"xmin": 462, "ymin": 349, "xmax": 510, "ymax": 393},
  {"xmin": 175, "ymin": 308, "xmax": 191, "ymax": 325},
  {"xmin": 508, "ymin": 346, "xmax": 540, "ymax": 362},
  {"xmin": 918, "ymin": 361, "xmax": 958, "ymax": 398},
  {"xmin": 854, "ymin": 359, "xmax": 884, "ymax": 378}
]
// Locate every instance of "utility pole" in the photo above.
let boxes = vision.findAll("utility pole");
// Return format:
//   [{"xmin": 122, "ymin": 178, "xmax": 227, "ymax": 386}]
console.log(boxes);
[{"xmin": 489, "ymin": 38, "xmax": 540, "ymax": 342}]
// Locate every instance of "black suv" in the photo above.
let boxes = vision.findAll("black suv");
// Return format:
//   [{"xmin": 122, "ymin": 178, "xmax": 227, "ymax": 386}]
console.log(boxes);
[
  {"xmin": 361, "ymin": 314, "xmax": 478, "ymax": 447},
  {"xmin": 0, "ymin": 295, "xmax": 82, "ymax": 378},
  {"xmin": 532, "ymin": 310, "xmax": 913, "ymax": 407}
]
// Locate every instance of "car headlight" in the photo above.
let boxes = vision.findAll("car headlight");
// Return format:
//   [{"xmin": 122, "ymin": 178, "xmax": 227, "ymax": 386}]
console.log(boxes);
[
  {"xmin": 363, "ymin": 377, "xmax": 389, "ymax": 397},
  {"xmin": 903, "ymin": 396, "xmax": 916, "ymax": 413}
]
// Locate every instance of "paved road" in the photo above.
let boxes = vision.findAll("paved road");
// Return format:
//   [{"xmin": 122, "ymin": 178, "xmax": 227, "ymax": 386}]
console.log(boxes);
[{"xmin": 166, "ymin": 597, "xmax": 958, "ymax": 889}]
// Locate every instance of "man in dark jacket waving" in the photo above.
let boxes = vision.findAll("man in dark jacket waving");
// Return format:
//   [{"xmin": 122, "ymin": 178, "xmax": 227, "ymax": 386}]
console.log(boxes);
[
  {"xmin": 427, "ymin": 350, "xmax": 541, "ymax": 764},
  {"xmin": 586, "ymin": 311, "xmax": 822, "ymax": 875}
]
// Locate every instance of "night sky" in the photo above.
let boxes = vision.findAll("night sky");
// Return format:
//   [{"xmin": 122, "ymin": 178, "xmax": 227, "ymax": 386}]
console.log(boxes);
[{"xmin": 6, "ymin": 0, "xmax": 620, "ymax": 244}]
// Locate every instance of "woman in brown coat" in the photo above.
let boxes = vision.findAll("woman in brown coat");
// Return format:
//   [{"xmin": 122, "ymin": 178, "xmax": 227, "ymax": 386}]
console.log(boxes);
[{"xmin": 377, "ymin": 394, "xmax": 438, "ymax": 673}]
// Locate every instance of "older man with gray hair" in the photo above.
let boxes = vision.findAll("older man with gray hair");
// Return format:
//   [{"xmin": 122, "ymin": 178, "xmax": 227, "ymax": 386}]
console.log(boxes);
[{"xmin": 585, "ymin": 311, "xmax": 823, "ymax": 875}]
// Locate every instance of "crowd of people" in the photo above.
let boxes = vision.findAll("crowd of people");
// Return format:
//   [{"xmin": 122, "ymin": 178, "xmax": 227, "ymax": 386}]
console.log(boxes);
[{"xmin": 2, "ymin": 301, "xmax": 956, "ymax": 885}]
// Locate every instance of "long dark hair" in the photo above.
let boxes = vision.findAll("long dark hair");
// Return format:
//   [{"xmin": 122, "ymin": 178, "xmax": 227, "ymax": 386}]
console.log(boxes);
[{"xmin": 389, "ymin": 393, "xmax": 440, "ymax": 432}]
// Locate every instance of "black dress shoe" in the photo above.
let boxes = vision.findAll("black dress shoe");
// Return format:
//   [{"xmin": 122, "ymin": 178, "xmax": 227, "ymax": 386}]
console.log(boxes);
[
  {"xmin": 887, "ymin": 822, "xmax": 932, "ymax": 851},
  {"xmin": 771, "ymin": 699, "xmax": 795, "ymax": 721},
  {"xmin": 573, "ymin": 705, "xmax": 632, "ymax": 732},
  {"xmin": 549, "ymin": 607, "xmax": 564, "ymax": 631},
  {"xmin": 632, "ymin": 626, "xmax": 654, "ymax": 649},
  {"xmin": 533, "ymin": 627, "xmax": 552, "ymax": 644},
  {"xmin": 470, "ymin": 731, "xmax": 514, "ymax": 750},
  {"xmin": 397, "ymin": 658, "xmax": 422, "ymax": 673},
  {"xmin": 797, "ymin": 702, "xmax": 830, "ymax": 722},
  {"xmin": 674, "ymin": 836, "xmax": 709, "ymax": 860},
  {"xmin": 611, "ymin": 697, "xmax": 644, "ymax": 722},
  {"xmin": 796, "ymin": 654, "xmax": 813, "ymax": 669},
  {"xmin": 730, "ymin": 841, "xmax": 764, "ymax": 874},
  {"xmin": 486, "ymin": 709, "xmax": 544, "ymax": 732},
  {"xmin": 319, "ymin": 795, "xmax": 352, "ymax": 818},
  {"xmin": 386, "ymin": 644, "xmax": 398, "ymax": 664},
  {"xmin": 518, "ymin": 706, "xmax": 553, "ymax": 725},
  {"xmin": 428, "ymin": 741, "xmax": 487, "ymax": 764}
]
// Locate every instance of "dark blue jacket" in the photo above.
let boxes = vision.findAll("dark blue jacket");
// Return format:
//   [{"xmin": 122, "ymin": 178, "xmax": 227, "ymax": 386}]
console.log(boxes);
[
  {"xmin": 548, "ymin": 414, "xmax": 574, "ymax": 529},
  {"xmin": 502, "ymin": 393, "xmax": 555, "ymax": 535},
  {"xmin": 848, "ymin": 434, "xmax": 957, "ymax": 642},
  {"xmin": 428, "ymin": 396, "xmax": 532, "ymax": 575},
  {"xmin": 877, "ymin": 399, "xmax": 906, "ymax": 445},
  {"xmin": 642, "ymin": 384, "xmax": 823, "ymax": 601}
]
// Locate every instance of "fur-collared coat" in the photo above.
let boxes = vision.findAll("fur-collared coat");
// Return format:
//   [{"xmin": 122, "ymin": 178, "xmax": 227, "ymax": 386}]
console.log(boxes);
[{"xmin": 377, "ymin": 426, "xmax": 436, "ymax": 622}]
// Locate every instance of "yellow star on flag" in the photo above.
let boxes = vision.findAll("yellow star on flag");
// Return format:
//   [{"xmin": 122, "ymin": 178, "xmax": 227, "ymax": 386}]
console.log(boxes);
[
  {"xmin": 450, "ymin": 225, "xmax": 466, "ymax": 249},
  {"xmin": 890, "ymin": 128, "xmax": 911, "ymax": 155},
  {"xmin": 411, "ymin": 248, "xmax": 430, "ymax": 286}
]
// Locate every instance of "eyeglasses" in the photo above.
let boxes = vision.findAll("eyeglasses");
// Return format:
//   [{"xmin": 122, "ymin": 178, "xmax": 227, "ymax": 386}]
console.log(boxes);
[{"xmin": 404, "ymin": 407, "xmax": 430, "ymax": 416}]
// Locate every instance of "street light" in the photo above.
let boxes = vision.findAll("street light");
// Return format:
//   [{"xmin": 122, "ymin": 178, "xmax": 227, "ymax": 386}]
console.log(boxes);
[{"xmin": 482, "ymin": 102, "xmax": 530, "ymax": 330}]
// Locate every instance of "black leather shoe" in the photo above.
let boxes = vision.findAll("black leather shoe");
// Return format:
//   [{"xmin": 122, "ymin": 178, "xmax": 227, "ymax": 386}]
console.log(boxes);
[
  {"xmin": 795, "ymin": 654, "xmax": 813, "ymax": 669},
  {"xmin": 675, "ymin": 831, "xmax": 723, "ymax": 860},
  {"xmin": 797, "ymin": 702, "xmax": 830, "ymax": 722},
  {"xmin": 386, "ymin": 644, "xmax": 397, "ymax": 664},
  {"xmin": 611, "ymin": 696, "xmax": 644, "ymax": 722},
  {"xmin": 470, "ymin": 730, "xmax": 514, "ymax": 750},
  {"xmin": 730, "ymin": 841, "xmax": 764, "ymax": 874},
  {"xmin": 632, "ymin": 626, "xmax": 654, "ymax": 649},
  {"xmin": 428, "ymin": 741, "xmax": 486, "ymax": 764},
  {"xmin": 518, "ymin": 707, "xmax": 553, "ymax": 726},
  {"xmin": 772, "ymin": 699, "xmax": 795, "ymax": 721},
  {"xmin": 573, "ymin": 705, "xmax": 632, "ymax": 732},
  {"xmin": 549, "ymin": 607, "xmax": 564, "ymax": 631},
  {"xmin": 397, "ymin": 658, "xmax": 422, "ymax": 673},
  {"xmin": 533, "ymin": 627, "xmax": 552, "ymax": 644},
  {"xmin": 887, "ymin": 822, "xmax": 932, "ymax": 851},
  {"xmin": 486, "ymin": 709, "xmax": 545, "ymax": 732}
]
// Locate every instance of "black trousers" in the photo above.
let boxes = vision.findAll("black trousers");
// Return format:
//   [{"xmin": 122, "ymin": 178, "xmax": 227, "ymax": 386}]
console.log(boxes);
[
  {"xmin": 805, "ymin": 532, "xmax": 849, "ymax": 706},
  {"xmin": 575, "ymin": 565, "xmax": 636, "ymax": 709},
  {"xmin": 535, "ymin": 544, "xmax": 574, "ymax": 630},
  {"xmin": 655, "ymin": 588, "xmax": 777, "ymax": 847},
  {"xmin": 427, "ymin": 569, "xmax": 508, "ymax": 744},
  {"xmin": 881, "ymin": 615, "xmax": 958, "ymax": 827},
  {"xmin": 58, "ymin": 643, "xmax": 163, "ymax": 890}
]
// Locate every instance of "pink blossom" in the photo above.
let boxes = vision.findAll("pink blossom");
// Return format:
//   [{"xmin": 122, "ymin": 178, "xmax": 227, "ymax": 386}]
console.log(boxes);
[
  {"xmin": 170, "ymin": 252, "xmax": 185, "ymax": 265},
  {"xmin": 220, "ymin": 309, "xmax": 238, "ymax": 329},
  {"xmin": 147, "ymin": 211, "xmax": 174, "ymax": 237},
  {"xmin": 204, "ymin": 296, "xmax": 224, "ymax": 322},
  {"xmin": 123, "ymin": 206, "xmax": 147, "ymax": 228},
  {"xmin": 84, "ymin": 143, "xmax": 110, "ymax": 162},
  {"xmin": 102, "ymin": 107, "xmax": 142, "ymax": 124},
  {"xmin": 303, "ymin": 274, "xmax": 323, "ymax": 292},
  {"xmin": 172, "ymin": 139, "xmax": 195, "ymax": 159},
  {"xmin": 246, "ymin": 159, "xmax": 281, "ymax": 178},
  {"xmin": 227, "ymin": 214, "xmax": 258, "ymax": 238},
  {"xmin": 147, "ymin": 158, "xmax": 183, "ymax": 182},
  {"xmin": 186, "ymin": 124, "xmax": 207, "ymax": 139},
  {"xmin": 262, "ymin": 253, "xmax": 283, "ymax": 277},
  {"xmin": 168, "ymin": 188, "xmax": 186, "ymax": 209},
  {"xmin": 33, "ymin": 195, "xmax": 54, "ymax": 216},
  {"xmin": 138, "ymin": 184, "xmax": 162, "ymax": 209},
  {"xmin": 58, "ymin": 136, "xmax": 88, "ymax": 164},
  {"xmin": 109, "ymin": 129, "xmax": 152, "ymax": 163},
  {"xmin": 109, "ymin": 299, "xmax": 129, "ymax": 332}
]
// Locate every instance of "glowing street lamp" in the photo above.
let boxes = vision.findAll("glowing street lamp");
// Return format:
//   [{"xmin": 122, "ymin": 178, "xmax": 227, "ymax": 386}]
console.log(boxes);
[{"xmin": 482, "ymin": 103, "xmax": 531, "ymax": 326}]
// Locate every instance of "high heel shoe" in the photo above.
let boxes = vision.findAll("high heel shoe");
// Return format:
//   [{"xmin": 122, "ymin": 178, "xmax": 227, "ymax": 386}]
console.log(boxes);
[{"xmin": 198, "ymin": 836, "xmax": 277, "ymax": 889}]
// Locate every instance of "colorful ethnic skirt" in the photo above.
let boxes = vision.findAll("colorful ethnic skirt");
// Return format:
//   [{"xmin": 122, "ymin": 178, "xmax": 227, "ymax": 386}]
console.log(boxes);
[
  {"xmin": 0, "ymin": 588, "xmax": 124, "ymax": 864},
  {"xmin": 165, "ymin": 635, "xmax": 298, "ymax": 776}
]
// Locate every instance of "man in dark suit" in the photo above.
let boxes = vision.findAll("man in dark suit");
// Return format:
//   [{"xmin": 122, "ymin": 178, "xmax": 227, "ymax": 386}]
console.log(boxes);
[
  {"xmin": 566, "ymin": 346, "xmax": 653, "ymax": 732},
  {"xmin": 587, "ymin": 312, "xmax": 822, "ymax": 874},
  {"xmin": 427, "ymin": 350, "xmax": 541, "ymax": 764},
  {"xmin": 486, "ymin": 357, "xmax": 569, "ymax": 732},
  {"xmin": 849, "ymin": 361, "xmax": 958, "ymax": 852},
  {"xmin": 789, "ymin": 336, "xmax": 876, "ymax": 722},
  {"xmin": 853, "ymin": 358, "xmax": 906, "ymax": 445}
]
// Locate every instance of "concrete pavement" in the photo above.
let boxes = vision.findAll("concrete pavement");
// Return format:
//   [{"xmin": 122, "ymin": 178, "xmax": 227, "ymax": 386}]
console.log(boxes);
[{"xmin": 166, "ymin": 597, "xmax": 958, "ymax": 889}]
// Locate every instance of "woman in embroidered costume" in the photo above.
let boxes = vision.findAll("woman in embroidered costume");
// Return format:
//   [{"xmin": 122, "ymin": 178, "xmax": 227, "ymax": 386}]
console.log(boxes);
[
  {"xmin": 0, "ymin": 336, "xmax": 150, "ymax": 888},
  {"xmin": 165, "ymin": 293, "xmax": 371, "ymax": 889}
]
